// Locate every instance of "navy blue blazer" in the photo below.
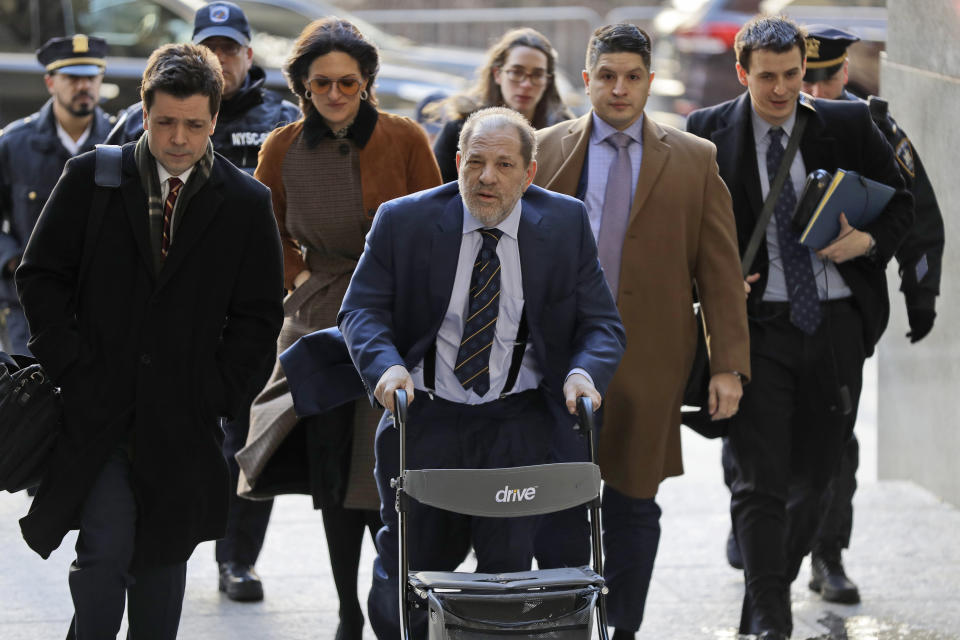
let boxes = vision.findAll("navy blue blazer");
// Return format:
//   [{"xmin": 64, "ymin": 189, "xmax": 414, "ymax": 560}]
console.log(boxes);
[{"xmin": 337, "ymin": 181, "xmax": 626, "ymax": 422}]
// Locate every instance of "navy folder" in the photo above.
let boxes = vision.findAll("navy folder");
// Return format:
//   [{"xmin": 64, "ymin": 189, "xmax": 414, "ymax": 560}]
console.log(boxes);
[{"xmin": 798, "ymin": 169, "xmax": 894, "ymax": 250}]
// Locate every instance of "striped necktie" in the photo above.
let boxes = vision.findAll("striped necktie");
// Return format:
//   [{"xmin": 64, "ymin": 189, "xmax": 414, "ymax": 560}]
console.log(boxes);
[
  {"xmin": 161, "ymin": 177, "xmax": 182, "ymax": 260},
  {"xmin": 454, "ymin": 228, "xmax": 503, "ymax": 396}
]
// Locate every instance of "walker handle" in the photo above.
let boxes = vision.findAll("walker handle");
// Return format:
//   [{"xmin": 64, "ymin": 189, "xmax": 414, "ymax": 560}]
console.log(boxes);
[
  {"xmin": 394, "ymin": 388, "xmax": 408, "ymax": 427},
  {"xmin": 576, "ymin": 395, "xmax": 595, "ymax": 434}
]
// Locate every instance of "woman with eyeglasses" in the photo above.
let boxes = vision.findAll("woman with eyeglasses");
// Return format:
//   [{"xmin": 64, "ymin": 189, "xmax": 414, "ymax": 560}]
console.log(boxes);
[
  {"xmin": 429, "ymin": 27, "xmax": 573, "ymax": 182},
  {"xmin": 243, "ymin": 17, "xmax": 441, "ymax": 640}
]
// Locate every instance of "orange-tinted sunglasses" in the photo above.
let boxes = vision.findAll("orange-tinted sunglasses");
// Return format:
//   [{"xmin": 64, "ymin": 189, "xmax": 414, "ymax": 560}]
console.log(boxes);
[{"xmin": 306, "ymin": 76, "xmax": 362, "ymax": 96}]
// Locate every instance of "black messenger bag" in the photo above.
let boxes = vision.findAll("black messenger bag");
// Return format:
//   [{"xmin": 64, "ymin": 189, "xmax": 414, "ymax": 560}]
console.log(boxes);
[
  {"xmin": 0, "ymin": 144, "xmax": 120, "ymax": 492},
  {"xmin": 0, "ymin": 353, "xmax": 61, "ymax": 492}
]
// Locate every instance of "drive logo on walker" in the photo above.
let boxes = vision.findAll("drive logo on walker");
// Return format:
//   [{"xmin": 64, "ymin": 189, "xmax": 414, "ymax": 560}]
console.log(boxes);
[{"xmin": 495, "ymin": 485, "xmax": 537, "ymax": 503}]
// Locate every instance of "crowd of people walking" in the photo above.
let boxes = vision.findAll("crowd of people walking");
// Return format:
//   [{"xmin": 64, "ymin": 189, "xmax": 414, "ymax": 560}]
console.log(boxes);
[{"xmin": 0, "ymin": 2, "xmax": 942, "ymax": 639}]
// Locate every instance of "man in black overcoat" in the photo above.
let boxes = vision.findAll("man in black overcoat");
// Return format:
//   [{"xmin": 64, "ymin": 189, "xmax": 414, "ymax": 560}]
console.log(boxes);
[
  {"xmin": 686, "ymin": 15, "xmax": 912, "ymax": 640},
  {"xmin": 15, "ymin": 43, "xmax": 284, "ymax": 639}
]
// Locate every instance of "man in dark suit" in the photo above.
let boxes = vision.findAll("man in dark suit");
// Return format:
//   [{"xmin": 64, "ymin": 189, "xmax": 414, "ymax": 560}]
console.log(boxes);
[
  {"xmin": 15, "ymin": 43, "xmax": 284, "ymax": 639},
  {"xmin": 338, "ymin": 106, "xmax": 626, "ymax": 640},
  {"xmin": 105, "ymin": 1, "xmax": 300, "ymax": 602},
  {"xmin": 686, "ymin": 15, "xmax": 912, "ymax": 639}
]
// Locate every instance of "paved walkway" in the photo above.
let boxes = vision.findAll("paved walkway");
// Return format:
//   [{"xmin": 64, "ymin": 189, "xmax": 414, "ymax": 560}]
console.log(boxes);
[{"xmin": 2, "ymin": 359, "xmax": 958, "ymax": 639}]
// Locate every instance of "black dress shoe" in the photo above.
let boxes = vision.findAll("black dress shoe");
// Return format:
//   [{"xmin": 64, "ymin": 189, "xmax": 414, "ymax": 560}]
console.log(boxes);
[
  {"xmin": 334, "ymin": 610, "xmax": 364, "ymax": 640},
  {"xmin": 757, "ymin": 631, "xmax": 788, "ymax": 640},
  {"xmin": 809, "ymin": 550, "xmax": 860, "ymax": 604},
  {"xmin": 726, "ymin": 529, "xmax": 744, "ymax": 570},
  {"xmin": 218, "ymin": 561, "xmax": 264, "ymax": 602}
]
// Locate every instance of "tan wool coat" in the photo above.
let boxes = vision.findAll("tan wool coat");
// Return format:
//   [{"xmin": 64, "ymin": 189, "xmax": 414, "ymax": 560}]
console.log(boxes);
[{"xmin": 534, "ymin": 113, "xmax": 750, "ymax": 498}]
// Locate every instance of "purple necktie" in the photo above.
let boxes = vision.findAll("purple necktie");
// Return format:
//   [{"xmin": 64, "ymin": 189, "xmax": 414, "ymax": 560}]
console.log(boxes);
[
  {"xmin": 597, "ymin": 132, "xmax": 633, "ymax": 299},
  {"xmin": 767, "ymin": 127, "xmax": 822, "ymax": 334}
]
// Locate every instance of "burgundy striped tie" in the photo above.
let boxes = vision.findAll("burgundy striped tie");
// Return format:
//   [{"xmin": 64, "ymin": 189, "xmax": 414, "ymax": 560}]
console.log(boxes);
[{"xmin": 161, "ymin": 177, "xmax": 182, "ymax": 260}]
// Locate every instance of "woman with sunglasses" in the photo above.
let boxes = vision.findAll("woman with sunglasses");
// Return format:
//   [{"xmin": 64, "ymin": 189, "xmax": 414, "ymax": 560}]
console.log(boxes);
[
  {"xmin": 244, "ymin": 17, "xmax": 441, "ymax": 640},
  {"xmin": 429, "ymin": 27, "xmax": 573, "ymax": 182}
]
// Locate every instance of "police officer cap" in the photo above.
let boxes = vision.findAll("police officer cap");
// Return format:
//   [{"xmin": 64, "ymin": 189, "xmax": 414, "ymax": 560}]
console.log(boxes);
[
  {"xmin": 37, "ymin": 34, "xmax": 107, "ymax": 76},
  {"xmin": 804, "ymin": 25, "xmax": 860, "ymax": 83},
  {"xmin": 193, "ymin": 1, "xmax": 251, "ymax": 46}
]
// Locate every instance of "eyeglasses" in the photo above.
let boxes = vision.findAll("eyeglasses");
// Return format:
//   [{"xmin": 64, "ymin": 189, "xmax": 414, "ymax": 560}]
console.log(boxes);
[
  {"xmin": 306, "ymin": 76, "xmax": 362, "ymax": 96},
  {"xmin": 203, "ymin": 41, "xmax": 244, "ymax": 57},
  {"xmin": 502, "ymin": 66, "xmax": 551, "ymax": 86}
]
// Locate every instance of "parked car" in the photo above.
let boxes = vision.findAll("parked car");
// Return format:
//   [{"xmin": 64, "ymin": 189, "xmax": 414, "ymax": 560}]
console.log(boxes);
[
  {"xmin": 651, "ymin": 0, "xmax": 885, "ymax": 117},
  {"xmin": 0, "ymin": 0, "xmax": 469, "ymax": 126},
  {"xmin": 651, "ymin": 0, "xmax": 762, "ymax": 116}
]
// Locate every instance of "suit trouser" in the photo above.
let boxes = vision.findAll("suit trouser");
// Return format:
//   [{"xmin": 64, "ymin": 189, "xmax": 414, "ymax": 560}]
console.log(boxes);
[
  {"xmin": 215, "ymin": 410, "xmax": 274, "ymax": 566},
  {"xmin": 722, "ymin": 431, "xmax": 858, "ymax": 556},
  {"xmin": 728, "ymin": 300, "xmax": 863, "ymax": 635},
  {"xmin": 533, "ymin": 421, "xmax": 592, "ymax": 570},
  {"xmin": 67, "ymin": 449, "xmax": 187, "ymax": 640},
  {"xmin": 601, "ymin": 487, "xmax": 661, "ymax": 632},
  {"xmin": 534, "ymin": 421, "xmax": 662, "ymax": 633},
  {"xmin": 367, "ymin": 390, "xmax": 553, "ymax": 640},
  {"xmin": 814, "ymin": 435, "xmax": 858, "ymax": 550}
]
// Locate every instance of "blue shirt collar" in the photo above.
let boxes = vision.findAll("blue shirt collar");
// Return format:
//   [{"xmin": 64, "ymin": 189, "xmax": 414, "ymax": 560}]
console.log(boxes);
[
  {"xmin": 751, "ymin": 101, "xmax": 798, "ymax": 144},
  {"xmin": 590, "ymin": 111, "xmax": 644, "ymax": 147}
]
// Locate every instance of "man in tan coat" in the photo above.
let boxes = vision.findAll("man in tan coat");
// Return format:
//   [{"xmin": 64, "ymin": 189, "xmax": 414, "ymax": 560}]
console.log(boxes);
[{"xmin": 533, "ymin": 24, "xmax": 750, "ymax": 639}]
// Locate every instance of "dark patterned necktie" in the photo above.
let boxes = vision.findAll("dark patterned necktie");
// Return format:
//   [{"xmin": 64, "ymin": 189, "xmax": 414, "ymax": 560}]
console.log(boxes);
[
  {"xmin": 454, "ymin": 228, "xmax": 503, "ymax": 396},
  {"xmin": 161, "ymin": 177, "xmax": 182, "ymax": 260},
  {"xmin": 767, "ymin": 127, "xmax": 821, "ymax": 335}
]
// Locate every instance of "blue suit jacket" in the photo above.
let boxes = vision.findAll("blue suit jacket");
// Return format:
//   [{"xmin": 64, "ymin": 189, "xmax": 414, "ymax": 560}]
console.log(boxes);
[{"xmin": 337, "ymin": 181, "xmax": 626, "ymax": 422}]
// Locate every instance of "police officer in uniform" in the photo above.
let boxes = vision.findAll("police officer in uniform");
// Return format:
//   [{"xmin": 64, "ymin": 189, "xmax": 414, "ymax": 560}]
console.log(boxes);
[
  {"xmin": 107, "ymin": 1, "xmax": 299, "ymax": 174},
  {"xmin": 106, "ymin": 1, "xmax": 300, "ymax": 603},
  {"xmin": 723, "ymin": 25, "xmax": 946, "ymax": 605},
  {"xmin": 0, "ymin": 35, "xmax": 114, "ymax": 355},
  {"xmin": 801, "ymin": 24, "xmax": 945, "ymax": 604}
]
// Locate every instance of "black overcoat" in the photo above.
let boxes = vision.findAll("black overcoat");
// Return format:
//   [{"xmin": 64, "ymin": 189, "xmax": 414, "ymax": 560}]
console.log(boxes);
[
  {"xmin": 686, "ymin": 92, "xmax": 914, "ymax": 355},
  {"xmin": 14, "ymin": 143, "xmax": 284, "ymax": 568}
]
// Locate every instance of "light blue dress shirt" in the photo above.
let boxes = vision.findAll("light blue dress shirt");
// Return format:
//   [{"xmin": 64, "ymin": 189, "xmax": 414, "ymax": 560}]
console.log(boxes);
[
  {"xmin": 751, "ymin": 106, "xmax": 852, "ymax": 301},
  {"xmin": 584, "ymin": 112, "xmax": 644, "ymax": 241},
  {"xmin": 411, "ymin": 199, "xmax": 540, "ymax": 404},
  {"xmin": 411, "ymin": 197, "xmax": 592, "ymax": 404}
]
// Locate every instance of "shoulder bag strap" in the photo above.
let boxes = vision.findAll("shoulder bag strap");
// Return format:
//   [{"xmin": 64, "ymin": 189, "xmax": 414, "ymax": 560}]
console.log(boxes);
[
  {"xmin": 739, "ymin": 108, "xmax": 808, "ymax": 277},
  {"xmin": 80, "ymin": 144, "xmax": 122, "ymax": 283}
]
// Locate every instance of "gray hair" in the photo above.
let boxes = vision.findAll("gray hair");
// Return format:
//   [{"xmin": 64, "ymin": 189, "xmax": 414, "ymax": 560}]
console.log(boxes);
[{"xmin": 458, "ymin": 106, "xmax": 538, "ymax": 167}]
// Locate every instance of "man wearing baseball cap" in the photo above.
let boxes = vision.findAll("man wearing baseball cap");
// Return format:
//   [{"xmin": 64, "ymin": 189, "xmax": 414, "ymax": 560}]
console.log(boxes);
[
  {"xmin": 108, "ymin": 1, "xmax": 299, "ymax": 174},
  {"xmin": 106, "ymin": 2, "xmax": 299, "ymax": 604},
  {"xmin": 0, "ymin": 35, "xmax": 116, "ymax": 357}
]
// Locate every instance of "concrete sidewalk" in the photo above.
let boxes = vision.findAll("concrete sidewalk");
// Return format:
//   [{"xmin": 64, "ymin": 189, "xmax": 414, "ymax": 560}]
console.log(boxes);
[{"xmin": 2, "ymin": 359, "xmax": 958, "ymax": 639}]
